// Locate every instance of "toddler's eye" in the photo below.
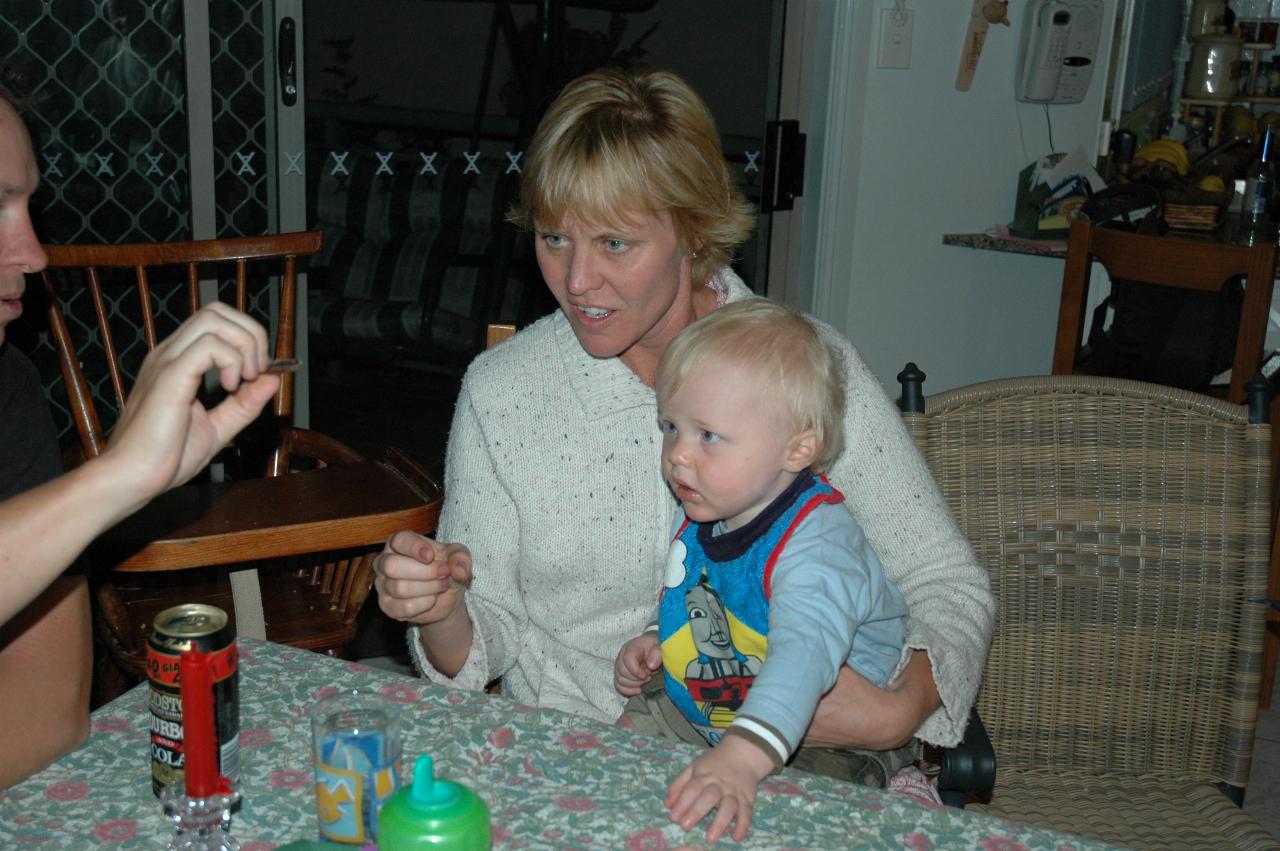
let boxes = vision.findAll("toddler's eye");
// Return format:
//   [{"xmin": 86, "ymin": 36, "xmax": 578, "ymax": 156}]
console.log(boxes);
[
  {"xmin": 657, "ymin": 419, "xmax": 676, "ymax": 436},
  {"xmin": 699, "ymin": 430, "xmax": 721, "ymax": 444}
]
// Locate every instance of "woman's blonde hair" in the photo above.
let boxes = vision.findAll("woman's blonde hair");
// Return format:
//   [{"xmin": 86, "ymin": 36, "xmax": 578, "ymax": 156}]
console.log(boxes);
[
  {"xmin": 656, "ymin": 300, "xmax": 846, "ymax": 472},
  {"xmin": 509, "ymin": 66, "xmax": 755, "ymax": 286}
]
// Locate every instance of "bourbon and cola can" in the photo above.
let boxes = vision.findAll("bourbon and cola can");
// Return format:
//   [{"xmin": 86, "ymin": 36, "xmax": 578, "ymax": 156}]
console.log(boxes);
[{"xmin": 147, "ymin": 603, "xmax": 240, "ymax": 797}]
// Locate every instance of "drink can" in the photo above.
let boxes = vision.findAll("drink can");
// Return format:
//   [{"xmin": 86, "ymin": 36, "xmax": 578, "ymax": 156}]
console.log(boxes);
[{"xmin": 147, "ymin": 603, "xmax": 240, "ymax": 797}]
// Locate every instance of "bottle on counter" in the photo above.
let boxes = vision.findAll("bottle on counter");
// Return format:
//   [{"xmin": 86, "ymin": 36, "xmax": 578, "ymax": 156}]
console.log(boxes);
[{"xmin": 1244, "ymin": 127, "xmax": 1276, "ymax": 223}]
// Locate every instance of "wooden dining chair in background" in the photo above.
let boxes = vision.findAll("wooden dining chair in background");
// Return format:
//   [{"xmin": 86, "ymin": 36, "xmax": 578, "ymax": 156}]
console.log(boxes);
[
  {"xmin": 1052, "ymin": 218, "xmax": 1278, "ymax": 406},
  {"xmin": 485, "ymin": 323, "xmax": 517, "ymax": 348},
  {"xmin": 900, "ymin": 364, "xmax": 1275, "ymax": 850},
  {"xmin": 1052, "ymin": 217, "xmax": 1280, "ymax": 708},
  {"xmin": 42, "ymin": 232, "xmax": 443, "ymax": 701}
]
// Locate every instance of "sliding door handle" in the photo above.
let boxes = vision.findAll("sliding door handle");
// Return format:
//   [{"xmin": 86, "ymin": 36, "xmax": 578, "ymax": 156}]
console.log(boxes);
[{"xmin": 278, "ymin": 17, "xmax": 298, "ymax": 107}]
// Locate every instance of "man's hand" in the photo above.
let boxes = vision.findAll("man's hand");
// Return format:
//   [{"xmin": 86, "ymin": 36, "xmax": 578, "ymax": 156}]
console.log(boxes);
[
  {"xmin": 0, "ymin": 305, "xmax": 280, "ymax": 627},
  {"xmin": 804, "ymin": 650, "xmax": 941, "ymax": 750},
  {"xmin": 665, "ymin": 734, "xmax": 775, "ymax": 843},
  {"xmin": 614, "ymin": 633, "xmax": 661, "ymax": 696},
  {"xmin": 101, "ymin": 303, "xmax": 280, "ymax": 508}
]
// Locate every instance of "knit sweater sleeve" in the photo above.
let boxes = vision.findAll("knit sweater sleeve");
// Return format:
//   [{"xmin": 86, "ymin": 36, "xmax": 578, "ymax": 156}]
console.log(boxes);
[
  {"xmin": 820, "ymin": 328, "xmax": 995, "ymax": 747},
  {"xmin": 406, "ymin": 378, "xmax": 527, "ymax": 691}
]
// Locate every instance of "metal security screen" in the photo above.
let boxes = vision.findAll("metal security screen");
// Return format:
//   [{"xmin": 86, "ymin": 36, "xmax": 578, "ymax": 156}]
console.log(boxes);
[{"xmin": 1, "ymin": 0, "xmax": 273, "ymax": 445}]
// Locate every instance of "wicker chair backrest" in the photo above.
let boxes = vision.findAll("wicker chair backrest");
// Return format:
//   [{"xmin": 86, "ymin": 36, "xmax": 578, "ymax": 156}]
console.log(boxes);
[{"xmin": 905, "ymin": 374, "xmax": 1269, "ymax": 788}]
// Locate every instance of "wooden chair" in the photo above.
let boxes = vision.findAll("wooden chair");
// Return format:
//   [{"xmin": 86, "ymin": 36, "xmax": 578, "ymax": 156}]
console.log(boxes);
[
  {"xmin": 1052, "ymin": 217, "xmax": 1277, "ymax": 406},
  {"xmin": 899, "ymin": 364, "xmax": 1276, "ymax": 850},
  {"xmin": 1053, "ymin": 217, "xmax": 1280, "ymax": 708},
  {"xmin": 41, "ymin": 232, "xmax": 443, "ymax": 699},
  {"xmin": 486, "ymin": 323, "xmax": 517, "ymax": 348}
]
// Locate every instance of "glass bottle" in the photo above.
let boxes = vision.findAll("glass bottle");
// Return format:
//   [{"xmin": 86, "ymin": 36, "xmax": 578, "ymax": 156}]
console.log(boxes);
[{"xmin": 1244, "ymin": 127, "xmax": 1276, "ymax": 223}]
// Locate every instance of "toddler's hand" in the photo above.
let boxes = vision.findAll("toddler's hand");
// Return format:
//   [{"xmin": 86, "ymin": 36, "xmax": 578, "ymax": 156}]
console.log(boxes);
[
  {"xmin": 613, "ymin": 632, "xmax": 661, "ymax": 696},
  {"xmin": 666, "ymin": 734, "xmax": 775, "ymax": 844}
]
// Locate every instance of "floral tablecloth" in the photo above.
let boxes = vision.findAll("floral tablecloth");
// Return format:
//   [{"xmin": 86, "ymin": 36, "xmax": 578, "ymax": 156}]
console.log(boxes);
[{"xmin": 0, "ymin": 638, "xmax": 1114, "ymax": 850}]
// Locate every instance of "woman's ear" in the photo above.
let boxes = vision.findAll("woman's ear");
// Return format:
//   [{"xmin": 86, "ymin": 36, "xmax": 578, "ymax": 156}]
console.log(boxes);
[{"xmin": 784, "ymin": 429, "xmax": 818, "ymax": 472}]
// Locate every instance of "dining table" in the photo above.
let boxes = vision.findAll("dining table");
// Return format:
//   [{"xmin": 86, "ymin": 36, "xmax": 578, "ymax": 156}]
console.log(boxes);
[{"xmin": 0, "ymin": 637, "xmax": 1118, "ymax": 850}]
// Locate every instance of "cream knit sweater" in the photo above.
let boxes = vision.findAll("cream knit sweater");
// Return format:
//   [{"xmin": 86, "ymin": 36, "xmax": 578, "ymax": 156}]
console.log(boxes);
[{"xmin": 407, "ymin": 272, "xmax": 993, "ymax": 747}]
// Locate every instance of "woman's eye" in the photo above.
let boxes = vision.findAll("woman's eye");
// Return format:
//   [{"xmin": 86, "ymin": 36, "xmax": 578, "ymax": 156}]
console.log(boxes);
[
  {"xmin": 699, "ymin": 430, "xmax": 721, "ymax": 444},
  {"xmin": 542, "ymin": 233, "xmax": 567, "ymax": 248},
  {"xmin": 605, "ymin": 238, "xmax": 628, "ymax": 252}
]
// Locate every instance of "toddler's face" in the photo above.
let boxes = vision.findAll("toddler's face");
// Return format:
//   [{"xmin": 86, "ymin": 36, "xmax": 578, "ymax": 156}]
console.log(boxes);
[{"xmin": 657, "ymin": 362, "xmax": 808, "ymax": 531}]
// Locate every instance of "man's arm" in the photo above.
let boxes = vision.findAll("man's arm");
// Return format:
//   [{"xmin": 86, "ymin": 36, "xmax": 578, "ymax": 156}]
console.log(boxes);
[
  {"xmin": 0, "ymin": 575, "xmax": 91, "ymax": 787},
  {"xmin": 0, "ymin": 303, "xmax": 280, "ymax": 626}
]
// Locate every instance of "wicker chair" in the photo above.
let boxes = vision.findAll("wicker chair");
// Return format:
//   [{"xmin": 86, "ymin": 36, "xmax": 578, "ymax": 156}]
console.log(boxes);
[{"xmin": 898, "ymin": 366, "xmax": 1277, "ymax": 851}]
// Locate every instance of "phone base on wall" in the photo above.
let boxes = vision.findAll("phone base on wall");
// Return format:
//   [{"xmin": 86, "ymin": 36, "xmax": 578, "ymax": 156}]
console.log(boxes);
[
  {"xmin": 1016, "ymin": 0, "xmax": 1104, "ymax": 105},
  {"xmin": 879, "ymin": 8, "xmax": 912, "ymax": 70}
]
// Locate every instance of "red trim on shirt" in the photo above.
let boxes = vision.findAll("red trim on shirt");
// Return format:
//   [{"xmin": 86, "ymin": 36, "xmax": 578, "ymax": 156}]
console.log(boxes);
[{"xmin": 762, "ymin": 476, "xmax": 845, "ymax": 601}]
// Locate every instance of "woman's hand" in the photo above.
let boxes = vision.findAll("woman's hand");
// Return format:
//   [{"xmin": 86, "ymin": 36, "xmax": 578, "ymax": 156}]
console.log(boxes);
[
  {"xmin": 374, "ymin": 532, "xmax": 477, "ymax": 676},
  {"xmin": 373, "ymin": 531, "xmax": 473, "ymax": 625},
  {"xmin": 614, "ymin": 633, "xmax": 661, "ymax": 696},
  {"xmin": 803, "ymin": 650, "xmax": 941, "ymax": 750}
]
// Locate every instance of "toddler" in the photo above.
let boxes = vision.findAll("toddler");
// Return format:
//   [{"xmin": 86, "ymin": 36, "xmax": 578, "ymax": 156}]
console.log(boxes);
[{"xmin": 614, "ymin": 299, "xmax": 908, "ymax": 842}]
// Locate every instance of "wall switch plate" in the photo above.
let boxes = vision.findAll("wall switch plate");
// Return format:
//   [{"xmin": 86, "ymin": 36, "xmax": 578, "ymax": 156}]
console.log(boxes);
[{"xmin": 879, "ymin": 8, "xmax": 912, "ymax": 69}]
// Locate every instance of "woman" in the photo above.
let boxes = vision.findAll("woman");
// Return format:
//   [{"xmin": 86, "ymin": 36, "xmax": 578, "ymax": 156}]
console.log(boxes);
[{"xmin": 374, "ymin": 66, "xmax": 993, "ymax": 760}]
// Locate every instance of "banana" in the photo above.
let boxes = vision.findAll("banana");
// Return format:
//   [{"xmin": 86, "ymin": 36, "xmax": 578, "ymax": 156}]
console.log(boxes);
[
  {"xmin": 1135, "ymin": 139, "xmax": 1189, "ymax": 175},
  {"xmin": 1141, "ymin": 139, "xmax": 1188, "ymax": 169}
]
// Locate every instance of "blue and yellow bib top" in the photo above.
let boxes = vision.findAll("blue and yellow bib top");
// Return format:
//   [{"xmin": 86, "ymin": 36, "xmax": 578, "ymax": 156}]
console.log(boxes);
[{"xmin": 657, "ymin": 471, "xmax": 908, "ymax": 763}]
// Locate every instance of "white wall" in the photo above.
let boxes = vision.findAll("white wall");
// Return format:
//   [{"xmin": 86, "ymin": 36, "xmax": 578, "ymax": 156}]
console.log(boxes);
[{"xmin": 803, "ymin": 1, "xmax": 1116, "ymax": 395}]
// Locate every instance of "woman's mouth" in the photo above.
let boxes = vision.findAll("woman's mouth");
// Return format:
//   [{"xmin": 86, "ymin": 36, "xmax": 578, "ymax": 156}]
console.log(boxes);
[{"xmin": 574, "ymin": 305, "xmax": 613, "ymax": 321}]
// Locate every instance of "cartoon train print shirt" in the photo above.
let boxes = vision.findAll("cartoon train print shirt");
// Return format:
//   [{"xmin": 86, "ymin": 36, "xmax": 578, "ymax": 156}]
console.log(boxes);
[{"xmin": 656, "ymin": 471, "xmax": 908, "ymax": 766}]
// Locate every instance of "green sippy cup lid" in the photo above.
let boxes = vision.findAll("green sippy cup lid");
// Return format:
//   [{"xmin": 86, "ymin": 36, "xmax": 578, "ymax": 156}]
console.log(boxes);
[
  {"xmin": 407, "ymin": 755, "xmax": 459, "ymax": 809},
  {"xmin": 377, "ymin": 755, "xmax": 491, "ymax": 850}
]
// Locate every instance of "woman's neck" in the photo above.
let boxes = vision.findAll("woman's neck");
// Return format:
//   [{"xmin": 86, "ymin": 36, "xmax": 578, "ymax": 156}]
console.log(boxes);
[{"xmin": 621, "ymin": 284, "xmax": 720, "ymax": 388}]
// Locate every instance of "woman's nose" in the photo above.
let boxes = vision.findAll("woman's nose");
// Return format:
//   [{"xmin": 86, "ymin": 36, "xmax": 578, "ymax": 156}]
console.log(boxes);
[{"xmin": 565, "ymin": 247, "xmax": 600, "ymax": 296}]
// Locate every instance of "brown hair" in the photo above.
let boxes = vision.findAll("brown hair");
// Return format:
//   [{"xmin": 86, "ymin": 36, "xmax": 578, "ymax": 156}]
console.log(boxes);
[
  {"xmin": 509, "ymin": 66, "xmax": 755, "ymax": 286},
  {"xmin": 657, "ymin": 299, "xmax": 846, "ymax": 472}
]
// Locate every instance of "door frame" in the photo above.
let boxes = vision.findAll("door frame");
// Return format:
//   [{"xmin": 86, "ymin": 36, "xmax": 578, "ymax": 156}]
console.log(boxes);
[{"xmin": 767, "ymin": 0, "xmax": 859, "ymax": 326}]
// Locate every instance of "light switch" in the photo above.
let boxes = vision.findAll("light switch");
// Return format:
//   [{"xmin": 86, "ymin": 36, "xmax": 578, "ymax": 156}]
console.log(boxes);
[{"xmin": 878, "ymin": 8, "xmax": 912, "ymax": 69}]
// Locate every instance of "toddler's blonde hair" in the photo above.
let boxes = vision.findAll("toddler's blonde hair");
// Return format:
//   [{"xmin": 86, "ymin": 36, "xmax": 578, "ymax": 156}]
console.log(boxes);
[{"xmin": 657, "ymin": 299, "xmax": 846, "ymax": 472}]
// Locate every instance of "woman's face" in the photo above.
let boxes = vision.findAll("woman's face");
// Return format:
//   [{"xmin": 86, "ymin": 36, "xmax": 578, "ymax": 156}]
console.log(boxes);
[{"xmin": 534, "ymin": 210, "xmax": 695, "ymax": 381}]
